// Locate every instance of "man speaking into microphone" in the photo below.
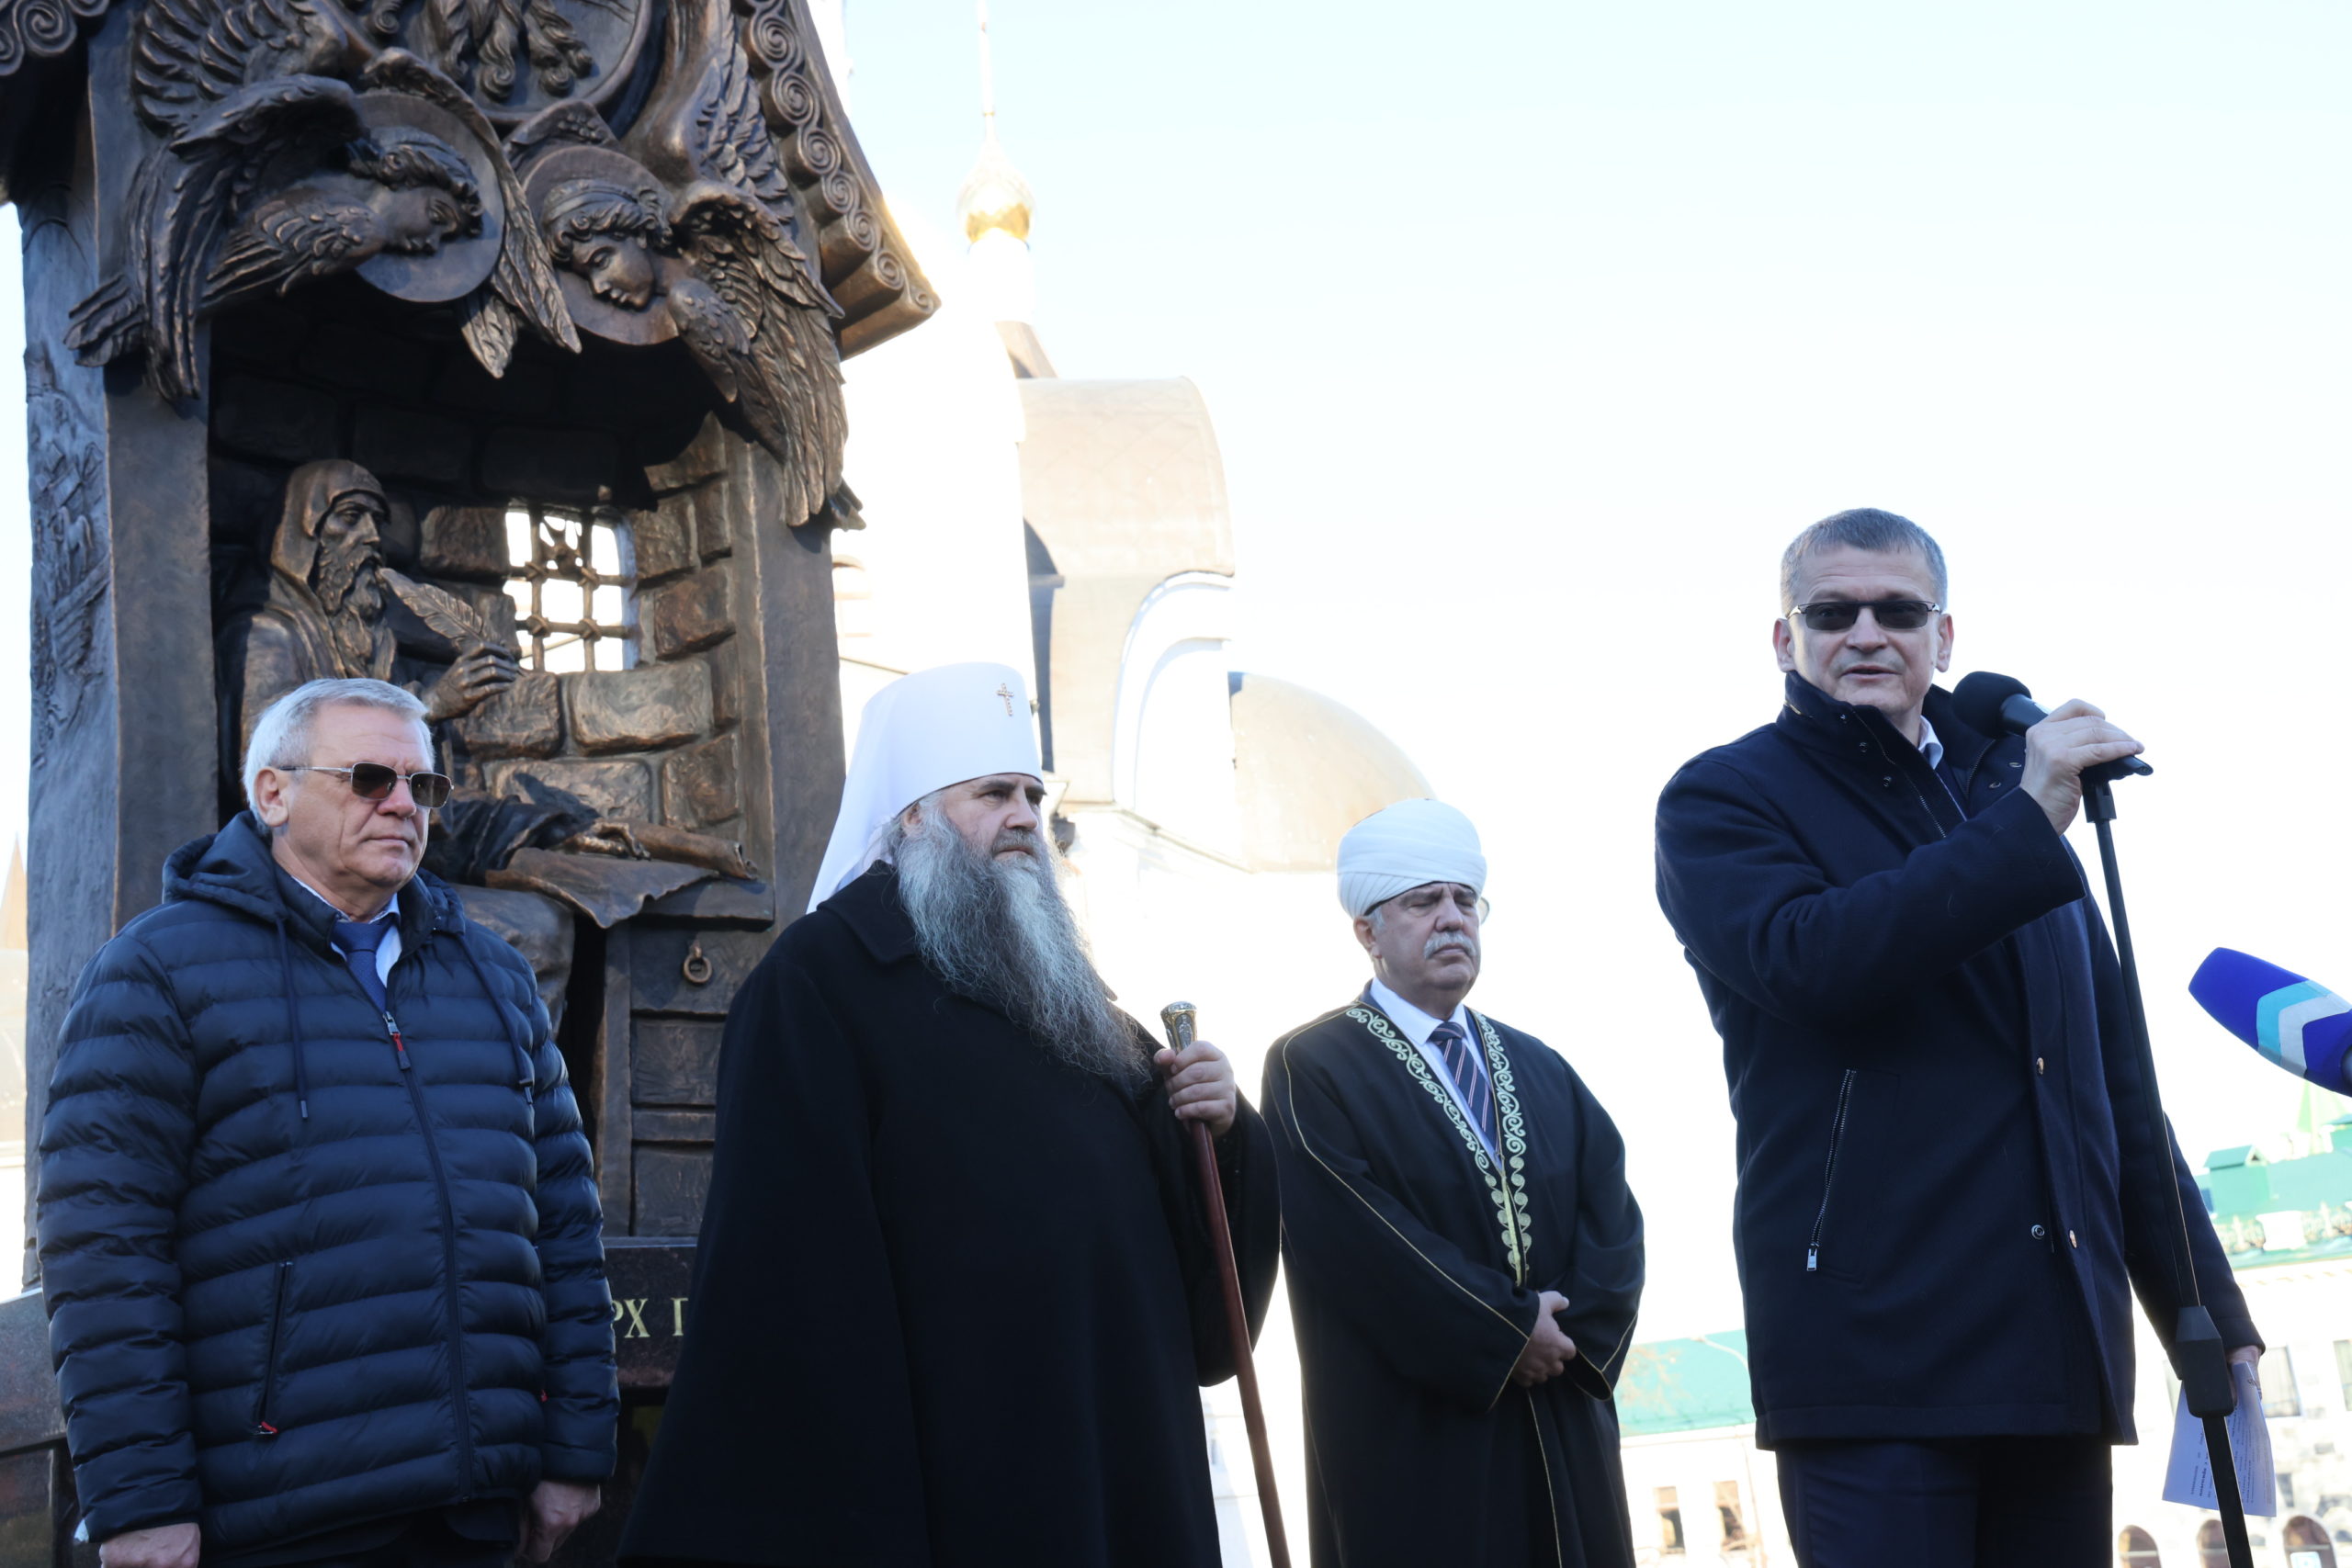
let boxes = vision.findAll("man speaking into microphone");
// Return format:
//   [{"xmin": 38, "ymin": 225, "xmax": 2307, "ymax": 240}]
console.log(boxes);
[{"xmin": 1653, "ymin": 509, "xmax": 2258, "ymax": 1567}]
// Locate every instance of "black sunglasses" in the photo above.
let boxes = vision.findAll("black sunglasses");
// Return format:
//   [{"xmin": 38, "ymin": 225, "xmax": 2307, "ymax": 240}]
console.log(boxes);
[
  {"xmin": 1788, "ymin": 599, "xmax": 1942, "ymax": 633},
  {"xmin": 288, "ymin": 764, "xmax": 453, "ymax": 809}
]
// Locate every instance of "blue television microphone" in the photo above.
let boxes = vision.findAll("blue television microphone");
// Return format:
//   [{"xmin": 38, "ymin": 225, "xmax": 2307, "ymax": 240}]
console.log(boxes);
[{"xmin": 2188, "ymin": 948, "xmax": 2352, "ymax": 1093}]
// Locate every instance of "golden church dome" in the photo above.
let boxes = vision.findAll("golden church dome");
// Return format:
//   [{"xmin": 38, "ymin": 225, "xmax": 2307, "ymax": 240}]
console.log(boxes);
[{"xmin": 956, "ymin": 128, "xmax": 1033, "ymax": 243}]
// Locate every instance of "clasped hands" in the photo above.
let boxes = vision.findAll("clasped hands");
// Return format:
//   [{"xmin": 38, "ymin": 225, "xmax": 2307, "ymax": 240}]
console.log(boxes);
[{"xmin": 1512, "ymin": 1291, "xmax": 1578, "ymax": 1388}]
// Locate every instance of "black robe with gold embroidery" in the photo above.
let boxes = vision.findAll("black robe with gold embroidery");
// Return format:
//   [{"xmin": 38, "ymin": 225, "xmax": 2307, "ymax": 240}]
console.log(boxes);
[
  {"xmin": 618, "ymin": 866, "xmax": 1279, "ymax": 1568},
  {"xmin": 1262, "ymin": 998, "xmax": 1644, "ymax": 1568}
]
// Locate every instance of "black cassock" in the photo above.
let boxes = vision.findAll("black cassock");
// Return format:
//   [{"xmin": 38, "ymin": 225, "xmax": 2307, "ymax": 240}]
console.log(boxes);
[
  {"xmin": 620, "ymin": 867, "xmax": 1279, "ymax": 1567},
  {"xmin": 1262, "ymin": 998, "xmax": 1644, "ymax": 1568}
]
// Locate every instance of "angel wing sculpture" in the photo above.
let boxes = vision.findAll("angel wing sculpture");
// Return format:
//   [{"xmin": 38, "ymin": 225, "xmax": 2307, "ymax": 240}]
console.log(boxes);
[
  {"xmin": 68, "ymin": 0, "xmax": 577, "ymax": 404},
  {"xmin": 666, "ymin": 182, "xmax": 845, "ymax": 525},
  {"xmin": 613, "ymin": 0, "xmax": 852, "ymax": 529},
  {"xmin": 67, "ymin": 75, "xmax": 390, "ymax": 403}
]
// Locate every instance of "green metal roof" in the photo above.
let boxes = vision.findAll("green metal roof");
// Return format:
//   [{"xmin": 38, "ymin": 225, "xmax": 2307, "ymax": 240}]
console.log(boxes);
[
  {"xmin": 2196, "ymin": 1105, "xmax": 2352, "ymax": 1269},
  {"xmin": 1616, "ymin": 1332, "xmax": 1755, "ymax": 1436}
]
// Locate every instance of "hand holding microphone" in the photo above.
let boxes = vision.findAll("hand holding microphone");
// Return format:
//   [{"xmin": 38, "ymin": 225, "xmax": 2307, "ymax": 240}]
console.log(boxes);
[{"xmin": 1951, "ymin": 673, "xmax": 2150, "ymax": 835}]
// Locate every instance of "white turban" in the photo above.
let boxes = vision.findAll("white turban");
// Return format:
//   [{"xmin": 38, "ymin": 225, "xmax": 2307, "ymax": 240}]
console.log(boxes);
[
  {"xmin": 1337, "ymin": 798, "xmax": 1486, "ymax": 919},
  {"xmin": 808, "ymin": 661, "xmax": 1042, "ymax": 911}
]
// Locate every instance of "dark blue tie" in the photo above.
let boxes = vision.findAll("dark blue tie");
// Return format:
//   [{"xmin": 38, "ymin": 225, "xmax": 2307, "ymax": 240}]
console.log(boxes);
[
  {"xmin": 1430, "ymin": 1020, "xmax": 1498, "ymax": 1150},
  {"xmin": 332, "ymin": 919, "xmax": 390, "ymax": 1013}
]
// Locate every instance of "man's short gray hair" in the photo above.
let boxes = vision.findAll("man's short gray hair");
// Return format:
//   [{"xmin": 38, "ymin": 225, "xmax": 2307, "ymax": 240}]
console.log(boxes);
[
  {"xmin": 243, "ymin": 678, "xmax": 431, "ymax": 813},
  {"xmin": 1780, "ymin": 508, "xmax": 1949, "ymax": 610}
]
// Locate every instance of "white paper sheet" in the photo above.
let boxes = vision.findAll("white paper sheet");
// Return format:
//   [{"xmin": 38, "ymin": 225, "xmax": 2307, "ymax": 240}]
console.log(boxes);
[{"xmin": 2164, "ymin": 1359, "xmax": 2277, "ymax": 1516}]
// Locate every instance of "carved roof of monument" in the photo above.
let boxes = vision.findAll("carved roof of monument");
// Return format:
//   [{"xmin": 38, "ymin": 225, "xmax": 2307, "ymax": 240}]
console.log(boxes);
[
  {"xmin": 0, "ymin": 0, "xmax": 104, "ymax": 80},
  {"xmin": 736, "ymin": 0, "xmax": 938, "ymax": 357},
  {"xmin": 2, "ymin": 0, "xmax": 933, "ymax": 362}
]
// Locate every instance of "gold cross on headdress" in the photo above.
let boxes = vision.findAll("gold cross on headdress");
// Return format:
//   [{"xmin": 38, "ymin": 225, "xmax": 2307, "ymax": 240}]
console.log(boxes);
[{"xmin": 996, "ymin": 683, "xmax": 1015, "ymax": 716}]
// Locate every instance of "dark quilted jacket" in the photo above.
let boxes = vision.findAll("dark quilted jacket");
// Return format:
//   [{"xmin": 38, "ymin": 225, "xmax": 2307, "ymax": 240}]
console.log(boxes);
[{"xmin": 36, "ymin": 813, "xmax": 616, "ymax": 1553}]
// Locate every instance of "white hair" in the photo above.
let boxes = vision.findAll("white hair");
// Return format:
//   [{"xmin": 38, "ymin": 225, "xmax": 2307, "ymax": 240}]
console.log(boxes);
[{"xmin": 243, "ymin": 678, "xmax": 431, "ymax": 814}]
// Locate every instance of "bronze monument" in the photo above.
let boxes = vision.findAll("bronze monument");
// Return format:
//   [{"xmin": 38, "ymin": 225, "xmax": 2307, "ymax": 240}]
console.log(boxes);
[{"xmin": 0, "ymin": 0, "xmax": 933, "ymax": 1550}]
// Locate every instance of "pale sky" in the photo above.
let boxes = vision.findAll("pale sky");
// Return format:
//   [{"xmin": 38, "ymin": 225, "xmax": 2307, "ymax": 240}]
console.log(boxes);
[
  {"xmin": 5, "ymin": 2, "xmax": 2352, "ymax": 1337},
  {"xmin": 845, "ymin": 0, "xmax": 2352, "ymax": 1336}
]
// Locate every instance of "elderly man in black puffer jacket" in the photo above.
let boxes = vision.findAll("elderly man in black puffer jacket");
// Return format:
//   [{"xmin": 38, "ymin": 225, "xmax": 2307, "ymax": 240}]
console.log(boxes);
[{"xmin": 38, "ymin": 677, "xmax": 616, "ymax": 1568}]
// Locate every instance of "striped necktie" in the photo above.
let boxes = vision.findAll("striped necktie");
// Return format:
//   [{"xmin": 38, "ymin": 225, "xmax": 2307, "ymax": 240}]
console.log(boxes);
[{"xmin": 1429, "ymin": 1020, "xmax": 1498, "ymax": 1150}]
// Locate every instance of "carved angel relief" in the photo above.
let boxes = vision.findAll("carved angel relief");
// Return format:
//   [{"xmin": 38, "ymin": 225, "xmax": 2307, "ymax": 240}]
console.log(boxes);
[
  {"xmin": 510, "ymin": 0, "xmax": 856, "ymax": 531},
  {"xmin": 62, "ymin": 0, "xmax": 888, "ymax": 526},
  {"xmin": 67, "ymin": 9, "xmax": 576, "ymax": 403}
]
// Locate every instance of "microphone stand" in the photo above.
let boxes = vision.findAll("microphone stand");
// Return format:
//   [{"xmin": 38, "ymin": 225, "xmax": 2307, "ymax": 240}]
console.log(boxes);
[{"xmin": 2084, "ymin": 772, "xmax": 2255, "ymax": 1568}]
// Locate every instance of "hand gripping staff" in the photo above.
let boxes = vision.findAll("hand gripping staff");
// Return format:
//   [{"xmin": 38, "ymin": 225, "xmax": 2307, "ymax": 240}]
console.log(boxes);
[{"xmin": 1159, "ymin": 1002, "xmax": 1291, "ymax": 1568}]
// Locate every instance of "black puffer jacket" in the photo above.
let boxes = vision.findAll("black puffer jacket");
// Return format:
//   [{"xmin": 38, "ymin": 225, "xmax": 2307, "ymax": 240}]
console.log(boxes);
[{"xmin": 37, "ymin": 813, "xmax": 616, "ymax": 1553}]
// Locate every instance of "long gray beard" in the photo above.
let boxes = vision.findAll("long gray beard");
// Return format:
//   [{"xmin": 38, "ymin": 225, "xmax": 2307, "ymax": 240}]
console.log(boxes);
[
  {"xmin": 892, "ymin": 812, "xmax": 1148, "ymax": 1089},
  {"xmin": 314, "ymin": 544, "xmax": 379, "ymax": 618},
  {"xmin": 315, "ymin": 553, "xmax": 384, "ymax": 674}
]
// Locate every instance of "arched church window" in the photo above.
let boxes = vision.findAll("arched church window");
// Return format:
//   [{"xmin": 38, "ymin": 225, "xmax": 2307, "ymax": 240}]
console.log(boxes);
[
  {"xmin": 501, "ymin": 503, "xmax": 636, "ymax": 673},
  {"xmin": 2118, "ymin": 1524, "xmax": 2160, "ymax": 1566},
  {"xmin": 2284, "ymin": 1515, "xmax": 2337, "ymax": 1568},
  {"xmin": 2198, "ymin": 1520, "xmax": 2230, "ymax": 1568}
]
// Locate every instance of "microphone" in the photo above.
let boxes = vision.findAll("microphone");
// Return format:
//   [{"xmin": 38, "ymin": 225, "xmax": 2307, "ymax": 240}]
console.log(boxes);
[
  {"xmin": 2190, "ymin": 948, "xmax": 2352, "ymax": 1093},
  {"xmin": 1951, "ymin": 671, "xmax": 2154, "ymax": 778}
]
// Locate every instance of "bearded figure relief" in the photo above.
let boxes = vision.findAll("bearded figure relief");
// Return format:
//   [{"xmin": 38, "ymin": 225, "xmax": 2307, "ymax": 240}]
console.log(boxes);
[{"xmin": 219, "ymin": 460, "xmax": 755, "ymax": 1008}]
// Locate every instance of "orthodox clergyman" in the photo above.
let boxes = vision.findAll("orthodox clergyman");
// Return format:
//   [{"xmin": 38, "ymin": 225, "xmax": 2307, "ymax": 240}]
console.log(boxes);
[
  {"xmin": 619, "ymin": 661, "xmax": 1279, "ymax": 1568},
  {"xmin": 1262, "ymin": 799, "xmax": 1645, "ymax": 1568}
]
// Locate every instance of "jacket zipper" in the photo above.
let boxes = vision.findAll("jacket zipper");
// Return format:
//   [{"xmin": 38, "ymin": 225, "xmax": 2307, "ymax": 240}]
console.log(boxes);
[
  {"xmin": 1806, "ymin": 1069, "xmax": 1860, "ymax": 1272},
  {"xmin": 380, "ymin": 998, "xmax": 479, "ymax": 1494},
  {"xmin": 254, "ymin": 1259, "xmax": 292, "ymax": 1437}
]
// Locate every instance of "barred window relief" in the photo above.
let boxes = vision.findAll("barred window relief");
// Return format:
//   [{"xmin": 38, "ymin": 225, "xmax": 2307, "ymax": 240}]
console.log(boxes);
[{"xmin": 502, "ymin": 504, "xmax": 637, "ymax": 673}]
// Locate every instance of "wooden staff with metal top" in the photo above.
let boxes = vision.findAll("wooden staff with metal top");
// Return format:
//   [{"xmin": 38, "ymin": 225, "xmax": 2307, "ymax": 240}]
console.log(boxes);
[{"xmin": 1160, "ymin": 1001, "xmax": 1291, "ymax": 1568}]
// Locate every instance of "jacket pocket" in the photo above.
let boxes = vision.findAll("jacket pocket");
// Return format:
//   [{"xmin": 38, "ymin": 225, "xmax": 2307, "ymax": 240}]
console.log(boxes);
[
  {"xmin": 1804, "ymin": 1067, "xmax": 1898, "ymax": 1282},
  {"xmin": 254, "ymin": 1260, "xmax": 292, "ymax": 1438}
]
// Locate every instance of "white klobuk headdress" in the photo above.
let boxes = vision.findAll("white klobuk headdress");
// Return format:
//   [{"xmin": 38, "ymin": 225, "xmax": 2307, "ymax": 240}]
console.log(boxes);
[{"xmin": 808, "ymin": 662, "xmax": 1042, "ymax": 912}]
